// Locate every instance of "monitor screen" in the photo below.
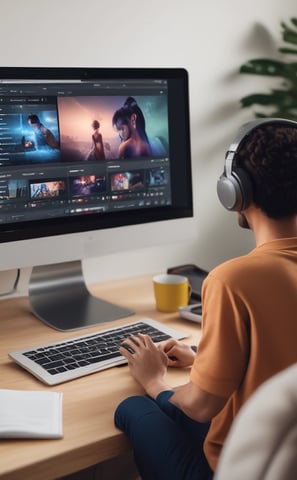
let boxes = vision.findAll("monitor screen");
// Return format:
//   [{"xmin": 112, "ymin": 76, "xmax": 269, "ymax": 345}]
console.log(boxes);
[{"xmin": 0, "ymin": 67, "xmax": 193, "ymax": 330}]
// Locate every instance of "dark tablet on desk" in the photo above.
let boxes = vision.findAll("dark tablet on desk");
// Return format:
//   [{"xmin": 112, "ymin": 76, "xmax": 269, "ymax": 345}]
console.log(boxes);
[{"xmin": 167, "ymin": 264, "xmax": 208, "ymax": 302}]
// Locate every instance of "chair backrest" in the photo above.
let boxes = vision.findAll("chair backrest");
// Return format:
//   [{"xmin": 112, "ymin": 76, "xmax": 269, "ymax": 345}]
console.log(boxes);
[{"xmin": 214, "ymin": 363, "xmax": 297, "ymax": 480}]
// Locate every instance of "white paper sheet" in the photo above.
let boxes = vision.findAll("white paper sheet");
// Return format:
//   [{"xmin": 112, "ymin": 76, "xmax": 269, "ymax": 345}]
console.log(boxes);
[{"xmin": 0, "ymin": 389, "xmax": 63, "ymax": 439}]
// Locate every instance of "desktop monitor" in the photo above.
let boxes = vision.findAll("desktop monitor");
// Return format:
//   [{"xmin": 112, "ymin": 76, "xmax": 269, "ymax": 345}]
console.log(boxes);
[{"xmin": 0, "ymin": 67, "xmax": 193, "ymax": 331}]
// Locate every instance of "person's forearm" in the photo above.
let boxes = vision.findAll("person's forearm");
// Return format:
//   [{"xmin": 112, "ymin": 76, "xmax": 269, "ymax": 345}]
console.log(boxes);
[
  {"xmin": 146, "ymin": 381, "xmax": 201, "ymax": 420},
  {"xmin": 144, "ymin": 378, "xmax": 173, "ymax": 399},
  {"xmin": 169, "ymin": 382, "xmax": 227, "ymax": 423},
  {"xmin": 168, "ymin": 384, "xmax": 205, "ymax": 420}
]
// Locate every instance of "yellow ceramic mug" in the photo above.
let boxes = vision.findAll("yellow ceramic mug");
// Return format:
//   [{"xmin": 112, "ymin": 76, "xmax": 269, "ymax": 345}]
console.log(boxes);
[{"xmin": 153, "ymin": 274, "xmax": 191, "ymax": 312}]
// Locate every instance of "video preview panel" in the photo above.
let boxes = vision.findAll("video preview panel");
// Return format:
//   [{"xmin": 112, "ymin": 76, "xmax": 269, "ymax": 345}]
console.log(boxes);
[{"xmin": 57, "ymin": 95, "xmax": 169, "ymax": 163}]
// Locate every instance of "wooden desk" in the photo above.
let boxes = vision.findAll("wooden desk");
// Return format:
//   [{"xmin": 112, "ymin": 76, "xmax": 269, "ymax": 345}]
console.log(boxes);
[{"xmin": 0, "ymin": 274, "xmax": 202, "ymax": 480}]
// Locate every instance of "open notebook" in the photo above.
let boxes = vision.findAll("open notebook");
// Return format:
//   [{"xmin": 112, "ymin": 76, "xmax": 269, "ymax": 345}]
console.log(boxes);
[{"xmin": 0, "ymin": 389, "xmax": 63, "ymax": 439}]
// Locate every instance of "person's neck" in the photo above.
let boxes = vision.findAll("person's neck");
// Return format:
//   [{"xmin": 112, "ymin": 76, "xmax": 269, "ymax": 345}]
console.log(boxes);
[{"xmin": 244, "ymin": 207, "xmax": 297, "ymax": 247}]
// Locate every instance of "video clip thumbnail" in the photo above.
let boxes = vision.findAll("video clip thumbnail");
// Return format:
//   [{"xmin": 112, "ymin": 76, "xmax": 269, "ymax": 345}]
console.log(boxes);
[
  {"xmin": 70, "ymin": 175, "xmax": 106, "ymax": 197},
  {"xmin": 110, "ymin": 171, "xmax": 144, "ymax": 192},
  {"xmin": 29, "ymin": 179, "xmax": 66, "ymax": 199}
]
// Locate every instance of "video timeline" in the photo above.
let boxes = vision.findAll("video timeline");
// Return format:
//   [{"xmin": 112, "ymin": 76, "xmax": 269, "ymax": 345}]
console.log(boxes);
[{"xmin": 0, "ymin": 166, "xmax": 169, "ymax": 213}]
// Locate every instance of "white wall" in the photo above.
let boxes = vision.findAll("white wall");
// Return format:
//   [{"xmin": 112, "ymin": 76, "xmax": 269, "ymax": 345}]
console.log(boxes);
[{"xmin": 0, "ymin": 0, "xmax": 296, "ymax": 294}]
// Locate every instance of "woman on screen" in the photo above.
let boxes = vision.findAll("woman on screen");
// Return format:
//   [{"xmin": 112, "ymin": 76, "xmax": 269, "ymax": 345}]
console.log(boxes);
[
  {"xmin": 112, "ymin": 97, "xmax": 152, "ymax": 159},
  {"xmin": 87, "ymin": 120, "xmax": 106, "ymax": 160}
]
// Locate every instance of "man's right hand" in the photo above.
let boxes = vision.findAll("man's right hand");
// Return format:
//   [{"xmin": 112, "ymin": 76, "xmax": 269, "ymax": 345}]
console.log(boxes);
[{"xmin": 158, "ymin": 339, "xmax": 196, "ymax": 368}]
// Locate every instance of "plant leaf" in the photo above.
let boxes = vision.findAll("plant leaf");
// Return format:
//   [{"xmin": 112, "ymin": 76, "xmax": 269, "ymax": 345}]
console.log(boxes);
[
  {"xmin": 240, "ymin": 59, "xmax": 293, "ymax": 76},
  {"xmin": 254, "ymin": 111, "xmax": 297, "ymax": 120},
  {"xmin": 290, "ymin": 18, "xmax": 297, "ymax": 28},
  {"xmin": 282, "ymin": 30, "xmax": 297, "ymax": 46},
  {"xmin": 240, "ymin": 93, "xmax": 281, "ymax": 107},
  {"xmin": 279, "ymin": 47, "xmax": 297, "ymax": 55},
  {"xmin": 240, "ymin": 90, "xmax": 297, "ymax": 108}
]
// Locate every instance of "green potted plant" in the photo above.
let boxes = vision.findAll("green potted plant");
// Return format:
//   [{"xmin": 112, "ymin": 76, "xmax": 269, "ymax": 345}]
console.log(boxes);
[{"xmin": 239, "ymin": 17, "xmax": 297, "ymax": 120}]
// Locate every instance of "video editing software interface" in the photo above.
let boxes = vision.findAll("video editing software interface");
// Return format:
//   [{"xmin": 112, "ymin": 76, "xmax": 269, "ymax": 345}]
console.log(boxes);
[{"xmin": 0, "ymin": 77, "xmax": 172, "ymax": 226}]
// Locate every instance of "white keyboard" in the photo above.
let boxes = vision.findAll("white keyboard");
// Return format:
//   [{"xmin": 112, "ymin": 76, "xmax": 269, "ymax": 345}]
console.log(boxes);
[{"xmin": 9, "ymin": 318, "xmax": 187, "ymax": 386}]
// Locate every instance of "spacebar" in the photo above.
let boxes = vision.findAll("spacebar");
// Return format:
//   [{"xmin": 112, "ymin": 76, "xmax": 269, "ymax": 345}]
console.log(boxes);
[{"xmin": 87, "ymin": 352, "xmax": 121, "ymax": 363}]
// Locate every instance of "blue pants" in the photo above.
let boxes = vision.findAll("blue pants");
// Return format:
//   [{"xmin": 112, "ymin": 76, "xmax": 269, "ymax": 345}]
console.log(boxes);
[{"xmin": 114, "ymin": 390, "xmax": 213, "ymax": 480}]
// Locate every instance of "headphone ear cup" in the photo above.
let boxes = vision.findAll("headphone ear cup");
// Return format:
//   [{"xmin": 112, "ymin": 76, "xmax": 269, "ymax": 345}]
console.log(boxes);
[
  {"xmin": 217, "ymin": 168, "xmax": 253, "ymax": 211},
  {"xmin": 217, "ymin": 174, "xmax": 240, "ymax": 211}
]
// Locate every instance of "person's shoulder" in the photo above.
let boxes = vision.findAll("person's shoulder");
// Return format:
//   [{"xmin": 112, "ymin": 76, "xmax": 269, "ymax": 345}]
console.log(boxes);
[
  {"xmin": 207, "ymin": 251, "xmax": 257, "ymax": 287},
  {"xmin": 119, "ymin": 139, "xmax": 131, "ymax": 155},
  {"xmin": 211, "ymin": 253, "xmax": 252, "ymax": 274}
]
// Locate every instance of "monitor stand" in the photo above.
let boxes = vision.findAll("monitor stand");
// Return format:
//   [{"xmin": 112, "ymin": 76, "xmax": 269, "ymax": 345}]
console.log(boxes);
[{"xmin": 28, "ymin": 260, "xmax": 134, "ymax": 331}]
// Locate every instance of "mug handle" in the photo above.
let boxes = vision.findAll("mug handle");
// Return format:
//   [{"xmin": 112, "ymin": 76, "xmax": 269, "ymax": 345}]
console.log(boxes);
[{"xmin": 188, "ymin": 283, "xmax": 192, "ymax": 301}]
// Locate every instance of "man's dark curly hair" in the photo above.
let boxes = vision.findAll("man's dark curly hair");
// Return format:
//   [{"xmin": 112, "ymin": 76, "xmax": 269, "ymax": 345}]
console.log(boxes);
[{"xmin": 236, "ymin": 124, "xmax": 297, "ymax": 219}]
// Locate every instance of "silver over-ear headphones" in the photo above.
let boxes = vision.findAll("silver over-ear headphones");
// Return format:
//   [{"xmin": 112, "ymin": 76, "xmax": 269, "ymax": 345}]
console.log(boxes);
[{"xmin": 217, "ymin": 118, "xmax": 297, "ymax": 211}]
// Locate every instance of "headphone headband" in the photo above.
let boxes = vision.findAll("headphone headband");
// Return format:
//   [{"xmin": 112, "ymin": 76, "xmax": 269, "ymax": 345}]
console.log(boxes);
[{"xmin": 217, "ymin": 117, "xmax": 297, "ymax": 211}]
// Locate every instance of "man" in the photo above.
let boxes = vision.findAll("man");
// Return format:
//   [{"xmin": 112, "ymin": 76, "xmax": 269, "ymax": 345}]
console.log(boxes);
[{"xmin": 114, "ymin": 119, "xmax": 297, "ymax": 479}]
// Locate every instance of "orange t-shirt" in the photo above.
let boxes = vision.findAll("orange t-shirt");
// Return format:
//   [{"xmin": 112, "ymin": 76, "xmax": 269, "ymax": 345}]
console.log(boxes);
[{"xmin": 190, "ymin": 237, "xmax": 297, "ymax": 471}]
